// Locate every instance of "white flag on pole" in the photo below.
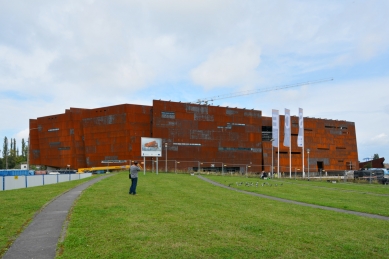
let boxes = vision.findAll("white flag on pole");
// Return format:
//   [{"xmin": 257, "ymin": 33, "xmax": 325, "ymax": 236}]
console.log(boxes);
[
  {"xmin": 272, "ymin": 109, "xmax": 279, "ymax": 147},
  {"xmin": 297, "ymin": 108, "xmax": 304, "ymax": 147},
  {"xmin": 283, "ymin": 108, "xmax": 291, "ymax": 147}
]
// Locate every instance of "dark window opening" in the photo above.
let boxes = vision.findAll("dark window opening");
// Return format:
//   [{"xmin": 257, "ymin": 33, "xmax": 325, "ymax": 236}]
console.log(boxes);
[
  {"xmin": 261, "ymin": 126, "xmax": 272, "ymax": 141},
  {"xmin": 277, "ymin": 151, "xmax": 301, "ymax": 155},
  {"xmin": 317, "ymin": 161, "xmax": 324, "ymax": 171}
]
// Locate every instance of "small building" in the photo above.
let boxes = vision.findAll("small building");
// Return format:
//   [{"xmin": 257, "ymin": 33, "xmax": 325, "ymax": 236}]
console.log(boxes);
[
  {"xmin": 20, "ymin": 163, "xmax": 27, "ymax": 170},
  {"xmin": 359, "ymin": 157, "xmax": 385, "ymax": 169}
]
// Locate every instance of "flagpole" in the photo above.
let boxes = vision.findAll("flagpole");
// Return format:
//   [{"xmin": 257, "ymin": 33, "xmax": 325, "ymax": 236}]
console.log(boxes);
[
  {"xmin": 272, "ymin": 109, "xmax": 280, "ymax": 179},
  {"xmin": 302, "ymin": 139, "xmax": 304, "ymax": 178},
  {"xmin": 284, "ymin": 109, "xmax": 292, "ymax": 179},
  {"xmin": 290, "ymin": 145, "xmax": 291, "ymax": 179},
  {"xmin": 277, "ymin": 133, "xmax": 281, "ymax": 179},
  {"xmin": 298, "ymin": 108, "xmax": 304, "ymax": 179}
]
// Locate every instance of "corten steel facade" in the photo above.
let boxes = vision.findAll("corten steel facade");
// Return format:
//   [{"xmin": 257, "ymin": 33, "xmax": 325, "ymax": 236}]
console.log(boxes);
[
  {"xmin": 261, "ymin": 116, "xmax": 358, "ymax": 174},
  {"xmin": 152, "ymin": 100, "xmax": 263, "ymax": 173},
  {"xmin": 29, "ymin": 100, "xmax": 358, "ymax": 173},
  {"xmin": 29, "ymin": 104, "xmax": 152, "ymax": 169}
]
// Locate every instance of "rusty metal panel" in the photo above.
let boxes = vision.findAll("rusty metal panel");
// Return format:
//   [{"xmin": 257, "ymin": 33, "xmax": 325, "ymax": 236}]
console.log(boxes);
[
  {"xmin": 262, "ymin": 115, "xmax": 358, "ymax": 172},
  {"xmin": 29, "ymin": 100, "xmax": 358, "ymax": 173},
  {"xmin": 30, "ymin": 104, "xmax": 152, "ymax": 169},
  {"xmin": 152, "ymin": 100, "xmax": 263, "ymax": 170}
]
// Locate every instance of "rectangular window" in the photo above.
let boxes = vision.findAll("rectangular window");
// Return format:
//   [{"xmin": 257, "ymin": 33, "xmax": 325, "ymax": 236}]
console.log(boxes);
[
  {"xmin": 229, "ymin": 123, "xmax": 245, "ymax": 126},
  {"xmin": 58, "ymin": 147, "xmax": 70, "ymax": 150},
  {"xmin": 49, "ymin": 142, "xmax": 61, "ymax": 147},
  {"xmin": 219, "ymin": 147, "xmax": 254, "ymax": 151},
  {"xmin": 48, "ymin": 128, "xmax": 59, "ymax": 132},
  {"xmin": 161, "ymin": 111, "xmax": 175, "ymax": 119},
  {"xmin": 261, "ymin": 126, "xmax": 272, "ymax": 141},
  {"xmin": 173, "ymin": 143, "xmax": 201, "ymax": 146}
]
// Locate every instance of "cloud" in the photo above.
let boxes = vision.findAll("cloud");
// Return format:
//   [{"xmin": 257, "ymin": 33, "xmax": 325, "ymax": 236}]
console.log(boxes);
[
  {"xmin": 190, "ymin": 41, "xmax": 261, "ymax": 90},
  {"xmin": 1, "ymin": 0, "xmax": 389, "ymax": 161}
]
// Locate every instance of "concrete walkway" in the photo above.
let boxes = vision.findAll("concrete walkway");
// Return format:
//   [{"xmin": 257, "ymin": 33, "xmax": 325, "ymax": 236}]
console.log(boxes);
[
  {"xmin": 198, "ymin": 175, "xmax": 389, "ymax": 221},
  {"xmin": 2, "ymin": 174, "xmax": 112, "ymax": 259}
]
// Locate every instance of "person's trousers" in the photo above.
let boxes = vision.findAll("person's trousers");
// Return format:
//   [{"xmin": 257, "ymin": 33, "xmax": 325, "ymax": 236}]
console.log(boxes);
[{"xmin": 129, "ymin": 177, "xmax": 138, "ymax": 194}]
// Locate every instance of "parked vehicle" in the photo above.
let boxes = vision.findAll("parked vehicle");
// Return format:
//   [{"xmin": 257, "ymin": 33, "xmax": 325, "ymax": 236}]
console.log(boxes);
[{"xmin": 354, "ymin": 169, "xmax": 387, "ymax": 184}]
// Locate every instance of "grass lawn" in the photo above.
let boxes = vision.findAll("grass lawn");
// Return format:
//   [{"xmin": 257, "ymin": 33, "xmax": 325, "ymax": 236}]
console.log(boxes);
[
  {"xmin": 57, "ymin": 172, "xmax": 389, "ymax": 259},
  {"xmin": 205, "ymin": 174, "xmax": 389, "ymax": 216},
  {"xmin": 0, "ymin": 175, "xmax": 99, "ymax": 257}
]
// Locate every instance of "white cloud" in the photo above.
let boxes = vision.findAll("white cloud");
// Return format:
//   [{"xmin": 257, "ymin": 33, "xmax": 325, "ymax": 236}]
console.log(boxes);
[
  {"xmin": 190, "ymin": 41, "xmax": 261, "ymax": 90},
  {"xmin": 1, "ymin": 0, "xmax": 389, "ymax": 161},
  {"xmin": 0, "ymin": 46, "xmax": 57, "ymax": 90}
]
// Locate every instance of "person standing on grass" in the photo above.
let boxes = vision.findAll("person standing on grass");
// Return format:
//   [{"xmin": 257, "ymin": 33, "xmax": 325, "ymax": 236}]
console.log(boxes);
[{"xmin": 129, "ymin": 161, "xmax": 140, "ymax": 195}]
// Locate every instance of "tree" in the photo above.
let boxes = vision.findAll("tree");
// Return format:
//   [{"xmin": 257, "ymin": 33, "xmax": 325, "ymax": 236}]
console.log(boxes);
[
  {"xmin": 373, "ymin": 154, "xmax": 379, "ymax": 160},
  {"xmin": 21, "ymin": 138, "xmax": 26, "ymax": 158},
  {"xmin": 7, "ymin": 155, "xmax": 16, "ymax": 169},
  {"xmin": 3, "ymin": 137, "xmax": 8, "ymax": 169},
  {"xmin": 364, "ymin": 162, "xmax": 372, "ymax": 169},
  {"xmin": 9, "ymin": 137, "xmax": 13, "ymax": 155}
]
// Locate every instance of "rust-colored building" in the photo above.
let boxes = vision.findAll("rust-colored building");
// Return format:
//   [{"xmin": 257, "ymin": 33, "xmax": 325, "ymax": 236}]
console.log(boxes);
[
  {"xmin": 29, "ymin": 100, "xmax": 358, "ymax": 174},
  {"xmin": 359, "ymin": 157, "xmax": 385, "ymax": 169}
]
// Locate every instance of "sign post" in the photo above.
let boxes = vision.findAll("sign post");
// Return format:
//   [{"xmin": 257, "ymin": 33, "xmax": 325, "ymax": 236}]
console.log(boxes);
[{"xmin": 141, "ymin": 137, "xmax": 162, "ymax": 175}]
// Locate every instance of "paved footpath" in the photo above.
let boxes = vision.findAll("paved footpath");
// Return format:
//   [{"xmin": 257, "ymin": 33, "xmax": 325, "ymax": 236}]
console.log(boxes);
[
  {"xmin": 2, "ymin": 174, "xmax": 112, "ymax": 259},
  {"xmin": 198, "ymin": 175, "xmax": 389, "ymax": 221}
]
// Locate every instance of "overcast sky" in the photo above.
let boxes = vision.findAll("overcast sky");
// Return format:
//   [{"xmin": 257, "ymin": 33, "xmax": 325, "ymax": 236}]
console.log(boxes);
[{"xmin": 1, "ymin": 0, "xmax": 388, "ymax": 162}]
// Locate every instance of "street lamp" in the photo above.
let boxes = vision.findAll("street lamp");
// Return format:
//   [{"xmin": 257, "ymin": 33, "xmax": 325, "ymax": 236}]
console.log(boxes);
[
  {"xmin": 307, "ymin": 149, "xmax": 310, "ymax": 180},
  {"xmin": 165, "ymin": 143, "xmax": 167, "ymax": 172}
]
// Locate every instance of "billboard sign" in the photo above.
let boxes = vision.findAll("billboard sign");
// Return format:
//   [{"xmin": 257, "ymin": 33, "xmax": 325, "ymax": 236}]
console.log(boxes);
[{"xmin": 141, "ymin": 137, "xmax": 162, "ymax": 157}]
